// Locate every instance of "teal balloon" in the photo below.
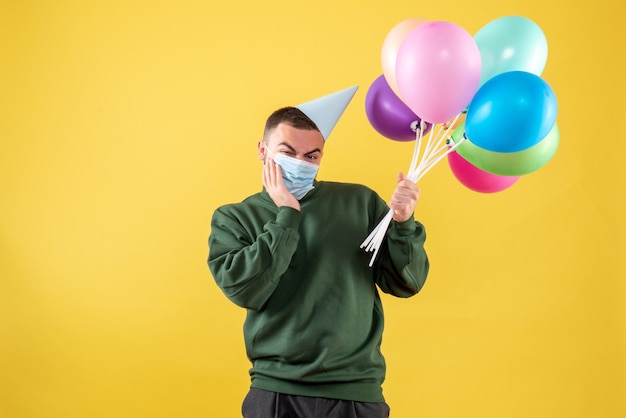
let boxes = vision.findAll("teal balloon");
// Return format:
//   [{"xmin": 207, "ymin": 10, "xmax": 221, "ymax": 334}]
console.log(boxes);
[
  {"xmin": 474, "ymin": 16, "xmax": 548, "ymax": 87},
  {"xmin": 450, "ymin": 121, "xmax": 559, "ymax": 176}
]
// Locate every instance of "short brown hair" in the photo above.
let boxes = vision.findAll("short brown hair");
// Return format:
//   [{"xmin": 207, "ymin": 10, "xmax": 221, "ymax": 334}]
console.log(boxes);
[{"xmin": 264, "ymin": 107, "xmax": 320, "ymax": 138}]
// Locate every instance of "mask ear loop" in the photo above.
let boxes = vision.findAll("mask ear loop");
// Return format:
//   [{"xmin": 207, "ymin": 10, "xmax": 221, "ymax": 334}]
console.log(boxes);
[
  {"xmin": 263, "ymin": 144, "xmax": 278, "ymax": 166},
  {"xmin": 260, "ymin": 140, "xmax": 270, "ymax": 165}
]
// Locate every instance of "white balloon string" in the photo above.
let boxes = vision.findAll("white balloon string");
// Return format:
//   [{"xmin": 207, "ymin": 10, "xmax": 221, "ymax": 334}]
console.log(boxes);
[
  {"xmin": 361, "ymin": 212, "xmax": 386, "ymax": 250},
  {"xmin": 423, "ymin": 124, "xmax": 444, "ymax": 157},
  {"xmin": 420, "ymin": 113, "xmax": 460, "ymax": 168},
  {"xmin": 366, "ymin": 210, "xmax": 394, "ymax": 267},
  {"xmin": 361, "ymin": 224, "xmax": 379, "ymax": 250},
  {"xmin": 412, "ymin": 123, "xmax": 435, "ymax": 175},
  {"xmin": 407, "ymin": 120, "xmax": 425, "ymax": 179},
  {"xmin": 360, "ymin": 208, "xmax": 393, "ymax": 251},
  {"xmin": 414, "ymin": 135, "xmax": 466, "ymax": 183},
  {"xmin": 362, "ymin": 111, "xmax": 464, "ymax": 266},
  {"xmin": 411, "ymin": 112, "xmax": 462, "ymax": 182},
  {"xmin": 411, "ymin": 128, "xmax": 441, "ymax": 181}
]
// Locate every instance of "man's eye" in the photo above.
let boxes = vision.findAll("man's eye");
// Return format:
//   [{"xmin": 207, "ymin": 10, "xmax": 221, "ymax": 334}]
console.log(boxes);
[{"xmin": 306, "ymin": 155, "xmax": 319, "ymax": 160}]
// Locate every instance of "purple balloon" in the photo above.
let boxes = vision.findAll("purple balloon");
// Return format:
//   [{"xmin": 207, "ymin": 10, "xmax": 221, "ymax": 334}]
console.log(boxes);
[{"xmin": 365, "ymin": 75, "xmax": 429, "ymax": 141}]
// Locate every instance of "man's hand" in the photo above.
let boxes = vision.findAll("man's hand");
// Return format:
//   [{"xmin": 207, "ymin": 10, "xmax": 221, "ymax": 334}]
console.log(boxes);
[
  {"xmin": 389, "ymin": 172, "xmax": 420, "ymax": 222},
  {"xmin": 262, "ymin": 159, "xmax": 300, "ymax": 211}
]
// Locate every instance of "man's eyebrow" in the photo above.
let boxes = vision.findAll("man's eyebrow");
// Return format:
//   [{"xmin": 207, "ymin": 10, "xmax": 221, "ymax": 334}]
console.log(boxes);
[
  {"xmin": 276, "ymin": 142, "xmax": 296, "ymax": 153},
  {"xmin": 304, "ymin": 148, "xmax": 322, "ymax": 155},
  {"xmin": 276, "ymin": 142, "xmax": 321, "ymax": 155}
]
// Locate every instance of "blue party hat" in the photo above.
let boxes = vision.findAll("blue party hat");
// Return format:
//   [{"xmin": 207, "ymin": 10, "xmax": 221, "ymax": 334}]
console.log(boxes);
[{"xmin": 296, "ymin": 85, "xmax": 358, "ymax": 141}]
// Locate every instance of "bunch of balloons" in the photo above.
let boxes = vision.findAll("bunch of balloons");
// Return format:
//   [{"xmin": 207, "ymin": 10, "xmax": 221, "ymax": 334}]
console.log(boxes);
[
  {"xmin": 450, "ymin": 16, "xmax": 558, "ymax": 193},
  {"xmin": 362, "ymin": 16, "xmax": 559, "ymax": 264},
  {"xmin": 366, "ymin": 18, "xmax": 481, "ymax": 141}
]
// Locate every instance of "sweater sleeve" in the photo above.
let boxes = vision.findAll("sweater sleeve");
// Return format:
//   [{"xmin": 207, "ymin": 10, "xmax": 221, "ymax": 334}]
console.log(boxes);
[
  {"xmin": 374, "ymin": 213, "xmax": 430, "ymax": 298},
  {"xmin": 208, "ymin": 205, "xmax": 302, "ymax": 310}
]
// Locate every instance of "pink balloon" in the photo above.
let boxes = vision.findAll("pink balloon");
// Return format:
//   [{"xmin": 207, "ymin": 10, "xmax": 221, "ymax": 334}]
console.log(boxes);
[
  {"xmin": 396, "ymin": 21, "xmax": 482, "ymax": 124},
  {"xmin": 447, "ymin": 150, "xmax": 519, "ymax": 193},
  {"xmin": 381, "ymin": 18, "xmax": 428, "ymax": 98}
]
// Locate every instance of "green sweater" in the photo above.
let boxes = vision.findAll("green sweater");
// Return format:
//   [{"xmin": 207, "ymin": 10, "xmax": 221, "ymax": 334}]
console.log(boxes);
[{"xmin": 208, "ymin": 181, "xmax": 429, "ymax": 403}]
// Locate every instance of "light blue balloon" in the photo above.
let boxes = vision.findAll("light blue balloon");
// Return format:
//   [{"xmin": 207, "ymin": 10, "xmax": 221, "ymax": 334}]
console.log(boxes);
[
  {"xmin": 465, "ymin": 71, "xmax": 557, "ymax": 153},
  {"xmin": 474, "ymin": 16, "xmax": 548, "ymax": 87}
]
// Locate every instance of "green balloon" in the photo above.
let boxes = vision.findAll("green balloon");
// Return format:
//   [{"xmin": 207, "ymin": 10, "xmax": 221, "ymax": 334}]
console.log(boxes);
[{"xmin": 450, "ymin": 121, "xmax": 559, "ymax": 176}]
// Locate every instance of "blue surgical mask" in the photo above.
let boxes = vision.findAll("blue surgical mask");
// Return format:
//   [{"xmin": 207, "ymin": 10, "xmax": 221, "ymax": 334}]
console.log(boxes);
[{"xmin": 266, "ymin": 149, "xmax": 319, "ymax": 200}]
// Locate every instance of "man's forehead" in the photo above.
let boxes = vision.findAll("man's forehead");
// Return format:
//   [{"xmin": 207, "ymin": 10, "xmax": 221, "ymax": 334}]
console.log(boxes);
[{"xmin": 267, "ymin": 124, "xmax": 324, "ymax": 149}]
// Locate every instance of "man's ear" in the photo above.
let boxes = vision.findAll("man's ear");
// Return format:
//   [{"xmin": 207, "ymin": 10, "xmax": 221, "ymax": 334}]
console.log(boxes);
[{"xmin": 257, "ymin": 140, "xmax": 266, "ymax": 162}]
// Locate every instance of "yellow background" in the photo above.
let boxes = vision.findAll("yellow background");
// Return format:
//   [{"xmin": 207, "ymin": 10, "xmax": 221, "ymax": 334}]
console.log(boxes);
[{"xmin": 1, "ymin": 0, "xmax": 624, "ymax": 417}]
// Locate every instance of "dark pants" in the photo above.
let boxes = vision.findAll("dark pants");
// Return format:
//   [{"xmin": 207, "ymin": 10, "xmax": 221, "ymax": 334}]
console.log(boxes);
[{"xmin": 242, "ymin": 388, "xmax": 390, "ymax": 418}]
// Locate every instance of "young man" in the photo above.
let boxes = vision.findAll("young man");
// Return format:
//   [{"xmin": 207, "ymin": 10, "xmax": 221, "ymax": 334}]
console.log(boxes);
[{"xmin": 208, "ymin": 87, "xmax": 429, "ymax": 417}]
